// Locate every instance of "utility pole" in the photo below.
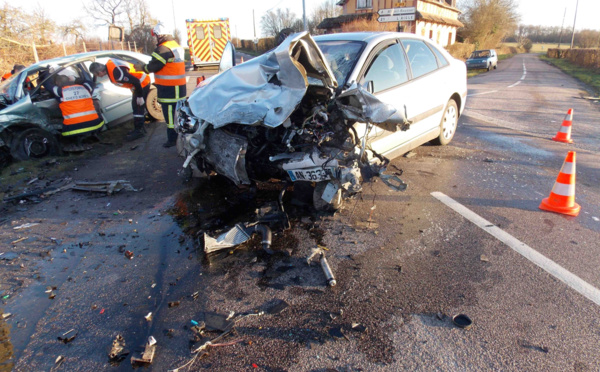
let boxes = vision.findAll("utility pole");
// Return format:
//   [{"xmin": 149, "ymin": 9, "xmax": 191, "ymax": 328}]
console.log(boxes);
[
  {"xmin": 253, "ymin": 9, "xmax": 257, "ymax": 52},
  {"xmin": 302, "ymin": 0, "xmax": 307, "ymax": 31},
  {"xmin": 171, "ymin": 0, "xmax": 177, "ymax": 40},
  {"xmin": 557, "ymin": 8, "xmax": 566, "ymax": 48},
  {"xmin": 570, "ymin": 0, "xmax": 579, "ymax": 49}
]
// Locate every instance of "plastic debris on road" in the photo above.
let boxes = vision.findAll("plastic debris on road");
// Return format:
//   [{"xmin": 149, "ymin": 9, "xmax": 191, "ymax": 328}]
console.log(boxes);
[
  {"xmin": 13, "ymin": 222, "xmax": 39, "ymax": 230},
  {"xmin": 108, "ymin": 335, "xmax": 129, "ymax": 363},
  {"xmin": 131, "ymin": 336, "xmax": 157, "ymax": 365}
]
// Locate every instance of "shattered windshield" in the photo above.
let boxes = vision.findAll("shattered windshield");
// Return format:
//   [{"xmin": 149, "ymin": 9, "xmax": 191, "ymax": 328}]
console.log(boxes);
[{"xmin": 315, "ymin": 40, "xmax": 364, "ymax": 86}]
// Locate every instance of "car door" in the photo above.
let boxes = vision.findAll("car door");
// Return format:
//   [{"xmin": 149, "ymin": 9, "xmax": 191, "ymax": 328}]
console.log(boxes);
[
  {"xmin": 87, "ymin": 56, "xmax": 133, "ymax": 124},
  {"xmin": 356, "ymin": 38, "xmax": 444, "ymax": 159},
  {"xmin": 398, "ymin": 39, "xmax": 447, "ymax": 140}
]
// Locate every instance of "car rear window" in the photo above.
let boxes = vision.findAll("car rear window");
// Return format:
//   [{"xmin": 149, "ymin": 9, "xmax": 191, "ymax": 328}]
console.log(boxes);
[
  {"xmin": 470, "ymin": 50, "xmax": 491, "ymax": 58},
  {"xmin": 427, "ymin": 42, "xmax": 449, "ymax": 67},
  {"xmin": 401, "ymin": 39, "xmax": 439, "ymax": 79},
  {"xmin": 315, "ymin": 40, "xmax": 365, "ymax": 86}
]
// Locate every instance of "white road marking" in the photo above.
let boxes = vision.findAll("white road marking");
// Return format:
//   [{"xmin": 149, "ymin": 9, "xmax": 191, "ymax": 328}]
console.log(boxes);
[
  {"xmin": 431, "ymin": 191, "xmax": 600, "ymax": 306},
  {"xmin": 467, "ymin": 60, "xmax": 527, "ymax": 96},
  {"xmin": 467, "ymin": 90, "xmax": 498, "ymax": 97}
]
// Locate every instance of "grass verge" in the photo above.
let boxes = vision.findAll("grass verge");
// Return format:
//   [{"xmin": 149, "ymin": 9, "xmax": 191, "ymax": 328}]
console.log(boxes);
[{"xmin": 540, "ymin": 55, "xmax": 600, "ymax": 95}]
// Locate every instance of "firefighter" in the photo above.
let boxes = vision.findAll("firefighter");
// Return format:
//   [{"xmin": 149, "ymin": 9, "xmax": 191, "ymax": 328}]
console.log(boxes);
[
  {"xmin": 1, "ymin": 64, "xmax": 24, "ymax": 81},
  {"xmin": 134, "ymin": 22, "xmax": 186, "ymax": 148},
  {"xmin": 89, "ymin": 59, "xmax": 151, "ymax": 141},
  {"xmin": 52, "ymin": 74, "xmax": 104, "ymax": 150},
  {"xmin": 2, "ymin": 64, "xmax": 32, "ymax": 90}
]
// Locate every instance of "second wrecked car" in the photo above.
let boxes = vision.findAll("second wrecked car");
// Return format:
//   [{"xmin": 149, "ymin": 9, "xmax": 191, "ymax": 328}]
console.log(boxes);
[{"xmin": 176, "ymin": 32, "xmax": 467, "ymax": 210}]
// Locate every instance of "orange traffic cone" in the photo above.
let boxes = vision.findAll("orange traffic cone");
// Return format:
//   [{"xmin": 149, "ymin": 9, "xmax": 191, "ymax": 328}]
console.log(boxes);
[
  {"xmin": 552, "ymin": 109, "xmax": 574, "ymax": 143},
  {"xmin": 196, "ymin": 75, "xmax": 205, "ymax": 86},
  {"xmin": 539, "ymin": 151, "xmax": 580, "ymax": 216}
]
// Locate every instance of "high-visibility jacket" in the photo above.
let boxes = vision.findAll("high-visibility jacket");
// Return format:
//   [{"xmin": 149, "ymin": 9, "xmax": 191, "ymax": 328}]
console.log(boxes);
[
  {"xmin": 153, "ymin": 40, "xmax": 186, "ymax": 87},
  {"xmin": 58, "ymin": 84, "xmax": 103, "ymax": 136},
  {"xmin": 106, "ymin": 59, "xmax": 151, "ymax": 90},
  {"xmin": 1, "ymin": 72, "xmax": 11, "ymax": 81}
]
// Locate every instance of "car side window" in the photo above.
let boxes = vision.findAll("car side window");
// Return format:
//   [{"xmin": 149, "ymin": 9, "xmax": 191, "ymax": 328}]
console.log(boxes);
[
  {"xmin": 427, "ymin": 42, "xmax": 449, "ymax": 67},
  {"xmin": 363, "ymin": 43, "xmax": 408, "ymax": 93},
  {"xmin": 401, "ymin": 39, "xmax": 439, "ymax": 79}
]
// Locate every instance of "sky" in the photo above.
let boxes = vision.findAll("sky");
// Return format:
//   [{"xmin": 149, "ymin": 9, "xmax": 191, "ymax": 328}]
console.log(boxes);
[{"xmin": 12, "ymin": 0, "xmax": 600, "ymax": 43}]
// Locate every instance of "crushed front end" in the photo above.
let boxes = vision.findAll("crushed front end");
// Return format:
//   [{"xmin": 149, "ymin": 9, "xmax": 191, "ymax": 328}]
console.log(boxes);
[{"xmin": 176, "ymin": 32, "xmax": 408, "ymax": 210}]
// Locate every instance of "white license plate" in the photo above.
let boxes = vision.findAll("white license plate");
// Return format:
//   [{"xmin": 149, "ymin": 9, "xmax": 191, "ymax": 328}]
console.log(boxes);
[{"xmin": 287, "ymin": 167, "xmax": 336, "ymax": 182}]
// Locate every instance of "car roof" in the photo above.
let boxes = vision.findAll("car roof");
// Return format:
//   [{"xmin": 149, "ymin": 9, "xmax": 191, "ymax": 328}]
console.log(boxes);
[
  {"xmin": 25, "ymin": 50, "xmax": 149, "ymax": 71},
  {"xmin": 314, "ymin": 31, "xmax": 430, "ymax": 45}
]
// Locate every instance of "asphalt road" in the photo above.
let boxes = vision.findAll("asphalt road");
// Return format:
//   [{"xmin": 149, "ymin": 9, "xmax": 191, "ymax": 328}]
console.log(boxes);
[{"xmin": 1, "ymin": 53, "xmax": 599, "ymax": 371}]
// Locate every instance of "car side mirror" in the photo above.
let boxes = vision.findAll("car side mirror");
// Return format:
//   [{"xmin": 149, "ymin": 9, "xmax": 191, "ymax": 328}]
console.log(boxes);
[
  {"xmin": 218, "ymin": 41, "xmax": 236, "ymax": 74},
  {"xmin": 366, "ymin": 80, "xmax": 374, "ymax": 94}
]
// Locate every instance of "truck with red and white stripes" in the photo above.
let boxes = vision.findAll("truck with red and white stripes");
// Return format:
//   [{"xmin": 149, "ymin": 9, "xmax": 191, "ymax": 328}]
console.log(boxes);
[{"xmin": 185, "ymin": 18, "xmax": 231, "ymax": 69}]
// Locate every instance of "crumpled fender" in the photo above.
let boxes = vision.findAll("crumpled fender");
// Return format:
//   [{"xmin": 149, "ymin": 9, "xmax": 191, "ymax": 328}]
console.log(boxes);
[{"xmin": 186, "ymin": 32, "xmax": 338, "ymax": 129}]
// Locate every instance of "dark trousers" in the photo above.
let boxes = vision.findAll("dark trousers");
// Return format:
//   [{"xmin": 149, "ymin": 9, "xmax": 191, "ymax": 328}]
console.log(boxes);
[
  {"xmin": 159, "ymin": 101, "xmax": 177, "ymax": 129},
  {"xmin": 132, "ymin": 85, "xmax": 151, "ymax": 130}
]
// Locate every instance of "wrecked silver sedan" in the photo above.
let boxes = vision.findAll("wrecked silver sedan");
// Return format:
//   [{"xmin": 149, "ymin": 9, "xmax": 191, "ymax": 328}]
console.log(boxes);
[{"xmin": 176, "ymin": 32, "xmax": 467, "ymax": 210}]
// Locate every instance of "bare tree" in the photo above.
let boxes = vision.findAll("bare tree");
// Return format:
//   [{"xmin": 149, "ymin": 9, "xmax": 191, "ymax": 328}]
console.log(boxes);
[
  {"xmin": 27, "ymin": 8, "xmax": 57, "ymax": 44},
  {"xmin": 309, "ymin": 0, "xmax": 341, "ymax": 34},
  {"xmin": 260, "ymin": 8, "xmax": 300, "ymax": 37},
  {"xmin": 83, "ymin": 0, "xmax": 126, "ymax": 26},
  {"xmin": 458, "ymin": 0, "xmax": 519, "ymax": 49},
  {"xmin": 61, "ymin": 20, "xmax": 87, "ymax": 44},
  {"xmin": 0, "ymin": 3, "xmax": 28, "ymax": 38},
  {"xmin": 123, "ymin": 0, "xmax": 152, "ymax": 31},
  {"xmin": 575, "ymin": 29, "xmax": 600, "ymax": 48},
  {"xmin": 127, "ymin": 24, "xmax": 155, "ymax": 53}
]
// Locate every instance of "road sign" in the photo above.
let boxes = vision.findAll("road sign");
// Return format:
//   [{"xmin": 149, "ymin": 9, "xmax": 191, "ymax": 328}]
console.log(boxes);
[
  {"xmin": 377, "ymin": 7, "xmax": 416, "ymax": 16},
  {"xmin": 378, "ymin": 14, "xmax": 416, "ymax": 22}
]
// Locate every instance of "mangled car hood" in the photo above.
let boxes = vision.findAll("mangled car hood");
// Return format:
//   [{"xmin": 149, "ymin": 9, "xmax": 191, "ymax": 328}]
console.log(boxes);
[
  {"xmin": 187, "ymin": 32, "xmax": 338, "ymax": 129},
  {"xmin": 185, "ymin": 32, "xmax": 408, "ymax": 131}
]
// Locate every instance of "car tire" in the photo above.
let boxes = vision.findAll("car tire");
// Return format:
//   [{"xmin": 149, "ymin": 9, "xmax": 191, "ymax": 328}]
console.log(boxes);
[
  {"xmin": 487, "ymin": 64, "xmax": 491, "ymax": 71},
  {"xmin": 431, "ymin": 99, "xmax": 458, "ymax": 146},
  {"xmin": 10, "ymin": 128, "xmax": 60, "ymax": 161},
  {"xmin": 493, "ymin": 64, "xmax": 497, "ymax": 70},
  {"xmin": 146, "ymin": 87, "xmax": 164, "ymax": 121},
  {"xmin": 313, "ymin": 182, "xmax": 343, "ymax": 211}
]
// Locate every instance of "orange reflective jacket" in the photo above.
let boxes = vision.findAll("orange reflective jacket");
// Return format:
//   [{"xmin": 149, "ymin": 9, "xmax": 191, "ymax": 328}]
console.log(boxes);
[
  {"xmin": 107, "ymin": 59, "xmax": 151, "ymax": 89},
  {"xmin": 154, "ymin": 40, "xmax": 186, "ymax": 87},
  {"xmin": 59, "ymin": 85, "xmax": 99, "ymax": 125},
  {"xmin": 1, "ymin": 72, "xmax": 11, "ymax": 81}
]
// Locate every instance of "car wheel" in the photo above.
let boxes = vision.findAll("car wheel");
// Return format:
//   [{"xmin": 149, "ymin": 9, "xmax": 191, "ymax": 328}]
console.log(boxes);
[
  {"xmin": 0, "ymin": 146, "xmax": 11, "ymax": 168},
  {"xmin": 10, "ymin": 128, "xmax": 60, "ymax": 161},
  {"xmin": 146, "ymin": 87, "xmax": 164, "ymax": 121},
  {"xmin": 313, "ymin": 182, "xmax": 343, "ymax": 211},
  {"xmin": 431, "ymin": 99, "xmax": 458, "ymax": 146},
  {"xmin": 487, "ymin": 64, "xmax": 491, "ymax": 71},
  {"xmin": 493, "ymin": 64, "xmax": 497, "ymax": 70}
]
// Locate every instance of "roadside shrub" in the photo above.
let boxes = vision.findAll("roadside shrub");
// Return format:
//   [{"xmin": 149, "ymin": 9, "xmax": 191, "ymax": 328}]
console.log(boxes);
[
  {"xmin": 446, "ymin": 42, "xmax": 475, "ymax": 60},
  {"xmin": 547, "ymin": 48, "xmax": 600, "ymax": 69},
  {"xmin": 522, "ymin": 38, "xmax": 533, "ymax": 52}
]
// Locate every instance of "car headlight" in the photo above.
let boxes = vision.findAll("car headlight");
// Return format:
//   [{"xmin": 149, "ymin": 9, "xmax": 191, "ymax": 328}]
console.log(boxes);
[{"xmin": 175, "ymin": 100, "xmax": 199, "ymax": 134}]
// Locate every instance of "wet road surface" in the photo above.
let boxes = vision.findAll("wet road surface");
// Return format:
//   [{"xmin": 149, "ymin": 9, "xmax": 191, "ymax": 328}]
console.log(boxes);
[{"xmin": 1, "ymin": 53, "xmax": 599, "ymax": 371}]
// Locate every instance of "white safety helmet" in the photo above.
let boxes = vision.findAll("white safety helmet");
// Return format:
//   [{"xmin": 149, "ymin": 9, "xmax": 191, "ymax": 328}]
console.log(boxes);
[{"xmin": 151, "ymin": 23, "xmax": 168, "ymax": 37}]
